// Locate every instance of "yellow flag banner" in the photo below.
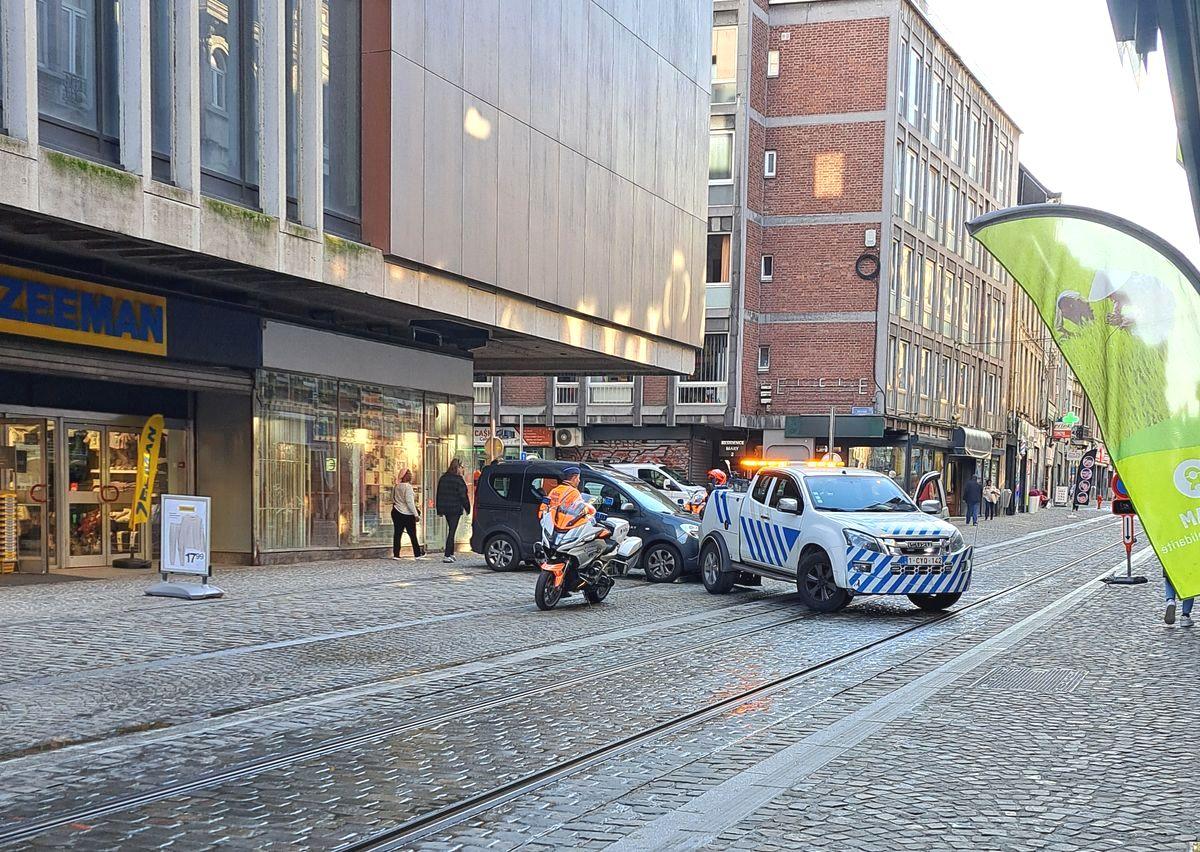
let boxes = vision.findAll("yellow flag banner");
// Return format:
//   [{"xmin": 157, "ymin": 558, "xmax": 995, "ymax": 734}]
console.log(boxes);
[
  {"xmin": 967, "ymin": 205, "xmax": 1200, "ymax": 598},
  {"xmin": 132, "ymin": 414, "xmax": 165, "ymax": 527}
]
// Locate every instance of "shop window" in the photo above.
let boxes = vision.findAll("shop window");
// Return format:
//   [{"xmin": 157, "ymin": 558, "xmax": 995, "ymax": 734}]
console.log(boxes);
[
  {"xmin": 256, "ymin": 372, "xmax": 340, "ymax": 550},
  {"xmin": 322, "ymin": 0, "xmax": 361, "ymax": 237},
  {"xmin": 37, "ymin": 0, "xmax": 121, "ymax": 163},
  {"xmin": 338, "ymin": 382, "xmax": 423, "ymax": 549},
  {"xmin": 255, "ymin": 371, "xmax": 473, "ymax": 553},
  {"xmin": 200, "ymin": 0, "xmax": 260, "ymax": 207}
]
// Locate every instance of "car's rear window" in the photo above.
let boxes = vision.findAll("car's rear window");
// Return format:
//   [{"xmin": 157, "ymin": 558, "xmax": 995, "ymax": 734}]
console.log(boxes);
[{"xmin": 488, "ymin": 473, "xmax": 522, "ymax": 501}]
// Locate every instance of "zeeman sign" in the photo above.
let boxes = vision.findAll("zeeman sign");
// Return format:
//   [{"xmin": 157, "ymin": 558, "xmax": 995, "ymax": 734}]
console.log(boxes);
[{"xmin": 0, "ymin": 264, "xmax": 167, "ymax": 356}]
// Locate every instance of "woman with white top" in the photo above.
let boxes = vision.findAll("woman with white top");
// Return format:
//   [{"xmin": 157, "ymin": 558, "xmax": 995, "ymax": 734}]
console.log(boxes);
[{"xmin": 391, "ymin": 467, "xmax": 425, "ymax": 559}]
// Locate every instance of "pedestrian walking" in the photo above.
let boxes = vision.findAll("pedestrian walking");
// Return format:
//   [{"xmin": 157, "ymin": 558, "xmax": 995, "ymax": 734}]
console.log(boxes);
[
  {"xmin": 983, "ymin": 482, "xmax": 1000, "ymax": 520},
  {"xmin": 391, "ymin": 467, "xmax": 425, "ymax": 560},
  {"xmin": 962, "ymin": 474, "xmax": 983, "ymax": 526},
  {"xmin": 1164, "ymin": 571, "xmax": 1194, "ymax": 628},
  {"xmin": 435, "ymin": 458, "xmax": 471, "ymax": 563}
]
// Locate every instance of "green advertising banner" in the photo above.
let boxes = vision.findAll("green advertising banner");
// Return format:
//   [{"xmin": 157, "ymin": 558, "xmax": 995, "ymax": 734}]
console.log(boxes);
[{"xmin": 967, "ymin": 205, "xmax": 1200, "ymax": 598}]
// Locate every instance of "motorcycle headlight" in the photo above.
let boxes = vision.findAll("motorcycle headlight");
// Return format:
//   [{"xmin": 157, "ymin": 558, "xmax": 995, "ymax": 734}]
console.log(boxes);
[
  {"xmin": 844, "ymin": 529, "xmax": 885, "ymax": 553},
  {"xmin": 946, "ymin": 530, "xmax": 965, "ymax": 552},
  {"xmin": 679, "ymin": 523, "xmax": 700, "ymax": 539}
]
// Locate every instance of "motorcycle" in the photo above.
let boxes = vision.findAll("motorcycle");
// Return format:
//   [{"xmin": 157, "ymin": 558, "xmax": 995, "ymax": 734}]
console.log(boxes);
[{"xmin": 534, "ymin": 506, "xmax": 643, "ymax": 611}]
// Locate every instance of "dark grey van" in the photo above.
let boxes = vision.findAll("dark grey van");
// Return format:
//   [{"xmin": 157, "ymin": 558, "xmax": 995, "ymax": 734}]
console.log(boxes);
[{"xmin": 470, "ymin": 460, "xmax": 701, "ymax": 582}]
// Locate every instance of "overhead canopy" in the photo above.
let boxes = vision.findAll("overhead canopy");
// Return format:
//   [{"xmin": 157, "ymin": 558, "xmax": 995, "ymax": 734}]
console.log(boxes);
[{"xmin": 951, "ymin": 426, "xmax": 993, "ymax": 460}]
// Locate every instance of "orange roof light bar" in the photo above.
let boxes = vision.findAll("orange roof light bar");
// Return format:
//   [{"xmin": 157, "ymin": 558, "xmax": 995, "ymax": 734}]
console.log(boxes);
[{"xmin": 740, "ymin": 458, "xmax": 791, "ymax": 470}]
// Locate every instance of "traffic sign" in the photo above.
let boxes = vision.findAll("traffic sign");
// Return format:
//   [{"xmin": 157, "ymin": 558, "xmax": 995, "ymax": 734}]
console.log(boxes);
[{"xmin": 484, "ymin": 436, "xmax": 505, "ymax": 461}]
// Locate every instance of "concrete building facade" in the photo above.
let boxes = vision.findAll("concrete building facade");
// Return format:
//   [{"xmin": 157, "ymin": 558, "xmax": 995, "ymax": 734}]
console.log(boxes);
[
  {"xmin": 0, "ymin": 0, "xmax": 710, "ymax": 571},
  {"xmin": 478, "ymin": 0, "xmax": 1025, "ymax": 513}
]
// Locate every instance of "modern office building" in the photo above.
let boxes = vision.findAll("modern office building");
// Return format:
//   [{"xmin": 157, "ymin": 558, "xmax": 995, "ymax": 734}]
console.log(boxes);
[
  {"xmin": 479, "ymin": 0, "xmax": 1023, "ymax": 512},
  {"xmin": 0, "ymin": 0, "xmax": 711, "ymax": 571}
]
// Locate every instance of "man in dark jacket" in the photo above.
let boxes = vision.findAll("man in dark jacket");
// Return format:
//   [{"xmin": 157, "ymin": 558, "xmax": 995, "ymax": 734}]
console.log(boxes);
[
  {"xmin": 435, "ymin": 459, "xmax": 472, "ymax": 562},
  {"xmin": 962, "ymin": 474, "xmax": 983, "ymax": 526}
]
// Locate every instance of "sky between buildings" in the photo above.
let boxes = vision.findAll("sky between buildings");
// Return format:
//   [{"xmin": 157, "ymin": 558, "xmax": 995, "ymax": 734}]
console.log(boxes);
[{"xmin": 924, "ymin": 0, "xmax": 1200, "ymax": 265}]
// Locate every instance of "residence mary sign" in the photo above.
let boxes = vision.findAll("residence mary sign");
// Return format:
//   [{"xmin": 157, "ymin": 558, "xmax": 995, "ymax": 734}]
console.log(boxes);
[{"xmin": 0, "ymin": 265, "xmax": 167, "ymax": 356}]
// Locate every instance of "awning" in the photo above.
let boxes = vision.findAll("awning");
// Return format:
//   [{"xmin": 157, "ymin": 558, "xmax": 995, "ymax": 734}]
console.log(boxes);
[{"xmin": 951, "ymin": 426, "xmax": 993, "ymax": 459}]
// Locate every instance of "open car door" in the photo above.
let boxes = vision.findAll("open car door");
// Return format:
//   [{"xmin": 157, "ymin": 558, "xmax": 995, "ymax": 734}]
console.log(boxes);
[{"xmin": 913, "ymin": 470, "xmax": 949, "ymax": 519}]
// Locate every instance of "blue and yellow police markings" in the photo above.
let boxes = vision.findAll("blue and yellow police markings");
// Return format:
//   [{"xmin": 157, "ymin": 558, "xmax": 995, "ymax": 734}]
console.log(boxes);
[
  {"xmin": 0, "ymin": 264, "xmax": 167, "ymax": 356},
  {"xmin": 739, "ymin": 515, "xmax": 801, "ymax": 568},
  {"xmin": 846, "ymin": 546, "xmax": 974, "ymax": 595},
  {"xmin": 712, "ymin": 489, "xmax": 731, "ymax": 526}
]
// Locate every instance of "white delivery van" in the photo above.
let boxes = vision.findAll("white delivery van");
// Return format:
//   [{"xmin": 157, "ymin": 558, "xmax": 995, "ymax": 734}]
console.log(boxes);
[{"xmin": 609, "ymin": 463, "xmax": 708, "ymax": 511}]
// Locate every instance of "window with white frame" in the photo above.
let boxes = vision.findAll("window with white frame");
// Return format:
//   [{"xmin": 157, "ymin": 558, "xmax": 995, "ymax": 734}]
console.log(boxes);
[
  {"xmin": 680, "ymin": 333, "xmax": 730, "ymax": 404},
  {"xmin": 763, "ymin": 149, "xmax": 777, "ymax": 178},
  {"xmin": 709, "ymin": 124, "xmax": 734, "ymax": 183},
  {"xmin": 758, "ymin": 345, "xmax": 770, "ymax": 372},
  {"xmin": 767, "ymin": 49, "xmax": 780, "ymax": 78},
  {"xmin": 760, "ymin": 254, "xmax": 774, "ymax": 282}
]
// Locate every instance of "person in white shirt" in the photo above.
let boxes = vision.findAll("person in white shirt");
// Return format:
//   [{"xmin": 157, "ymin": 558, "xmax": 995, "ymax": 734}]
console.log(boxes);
[{"xmin": 391, "ymin": 467, "xmax": 424, "ymax": 560}]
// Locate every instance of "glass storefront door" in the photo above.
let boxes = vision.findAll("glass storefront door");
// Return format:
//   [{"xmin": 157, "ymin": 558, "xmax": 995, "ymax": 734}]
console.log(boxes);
[
  {"xmin": 1, "ymin": 420, "xmax": 52, "ymax": 573},
  {"xmin": 64, "ymin": 423, "xmax": 183, "ymax": 567}
]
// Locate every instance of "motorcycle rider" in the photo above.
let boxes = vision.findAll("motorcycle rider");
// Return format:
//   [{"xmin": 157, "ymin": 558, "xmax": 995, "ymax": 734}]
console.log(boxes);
[{"xmin": 538, "ymin": 466, "xmax": 598, "ymax": 593}]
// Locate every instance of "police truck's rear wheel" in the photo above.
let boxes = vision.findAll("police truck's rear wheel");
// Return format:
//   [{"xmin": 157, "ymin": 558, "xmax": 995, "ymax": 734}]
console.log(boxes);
[
  {"xmin": 796, "ymin": 549, "xmax": 850, "ymax": 612},
  {"xmin": 701, "ymin": 541, "xmax": 736, "ymax": 594},
  {"xmin": 908, "ymin": 592, "xmax": 962, "ymax": 611},
  {"xmin": 535, "ymin": 571, "xmax": 563, "ymax": 610}
]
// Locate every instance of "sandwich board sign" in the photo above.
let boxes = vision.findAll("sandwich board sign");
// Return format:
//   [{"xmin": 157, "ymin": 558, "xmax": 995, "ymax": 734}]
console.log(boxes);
[{"xmin": 145, "ymin": 495, "xmax": 223, "ymax": 600}]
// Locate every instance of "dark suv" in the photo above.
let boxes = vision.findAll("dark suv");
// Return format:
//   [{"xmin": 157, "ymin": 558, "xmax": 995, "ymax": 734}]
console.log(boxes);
[{"xmin": 470, "ymin": 460, "xmax": 701, "ymax": 582}]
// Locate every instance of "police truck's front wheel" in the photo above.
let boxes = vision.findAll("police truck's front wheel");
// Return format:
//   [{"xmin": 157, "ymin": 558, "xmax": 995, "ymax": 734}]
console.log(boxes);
[
  {"xmin": 701, "ymin": 541, "xmax": 736, "ymax": 594},
  {"xmin": 908, "ymin": 592, "xmax": 962, "ymax": 611},
  {"xmin": 796, "ymin": 549, "xmax": 850, "ymax": 612}
]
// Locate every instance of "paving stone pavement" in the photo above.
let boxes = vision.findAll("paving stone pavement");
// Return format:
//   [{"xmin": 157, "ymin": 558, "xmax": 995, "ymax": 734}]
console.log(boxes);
[{"xmin": 0, "ymin": 508, "xmax": 1140, "ymax": 850}]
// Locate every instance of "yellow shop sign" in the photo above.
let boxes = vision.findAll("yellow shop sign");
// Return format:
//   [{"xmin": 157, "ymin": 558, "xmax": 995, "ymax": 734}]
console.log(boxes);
[{"xmin": 0, "ymin": 264, "xmax": 167, "ymax": 356}]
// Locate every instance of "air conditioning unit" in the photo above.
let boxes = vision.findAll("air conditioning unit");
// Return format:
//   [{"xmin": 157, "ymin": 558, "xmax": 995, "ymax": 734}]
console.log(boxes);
[{"xmin": 555, "ymin": 427, "xmax": 583, "ymax": 448}]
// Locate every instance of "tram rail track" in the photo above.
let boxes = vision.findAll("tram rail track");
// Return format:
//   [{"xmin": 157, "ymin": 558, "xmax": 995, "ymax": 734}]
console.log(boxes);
[
  {"xmin": 0, "ymin": 520, "xmax": 1120, "ymax": 847},
  {"xmin": 337, "ymin": 536, "xmax": 1125, "ymax": 852}
]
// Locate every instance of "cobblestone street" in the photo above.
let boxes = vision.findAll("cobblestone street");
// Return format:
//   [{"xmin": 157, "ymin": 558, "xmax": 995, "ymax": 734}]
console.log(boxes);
[{"xmin": 0, "ymin": 508, "xmax": 1195, "ymax": 851}]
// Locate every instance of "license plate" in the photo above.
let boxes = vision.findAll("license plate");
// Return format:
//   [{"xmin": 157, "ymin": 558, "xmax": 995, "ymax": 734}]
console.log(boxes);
[{"xmin": 904, "ymin": 555, "xmax": 944, "ymax": 566}]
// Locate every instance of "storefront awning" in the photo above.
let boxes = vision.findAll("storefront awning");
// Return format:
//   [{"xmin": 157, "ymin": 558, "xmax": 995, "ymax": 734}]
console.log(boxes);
[{"xmin": 952, "ymin": 426, "xmax": 993, "ymax": 459}]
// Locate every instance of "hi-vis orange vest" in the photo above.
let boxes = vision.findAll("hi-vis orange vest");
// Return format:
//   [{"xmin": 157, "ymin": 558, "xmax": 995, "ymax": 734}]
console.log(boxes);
[{"xmin": 539, "ymin": 483, "xmax": 595, "ymax": 531}]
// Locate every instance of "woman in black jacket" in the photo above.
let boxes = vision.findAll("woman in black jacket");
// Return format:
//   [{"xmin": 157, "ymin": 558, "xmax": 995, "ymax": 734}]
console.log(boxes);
[{"xmin": 435, "ymin": 458, "xmax": 472, "ymax": 562}]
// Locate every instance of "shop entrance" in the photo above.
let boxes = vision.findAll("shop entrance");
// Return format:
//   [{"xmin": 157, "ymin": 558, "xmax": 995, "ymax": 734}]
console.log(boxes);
[
  {"xmin": 1, "ymin": 419, "xmax": 51, "ymax": 572},
  {"xmin": 0, "ymin": 412, "xmax": 190, "ymax": 573}
]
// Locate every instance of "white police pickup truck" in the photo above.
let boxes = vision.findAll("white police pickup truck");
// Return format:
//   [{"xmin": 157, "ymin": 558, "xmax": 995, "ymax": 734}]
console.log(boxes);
[{"xmin": 700, "ymin": 464, "xmax": 972, "ymax": 612}]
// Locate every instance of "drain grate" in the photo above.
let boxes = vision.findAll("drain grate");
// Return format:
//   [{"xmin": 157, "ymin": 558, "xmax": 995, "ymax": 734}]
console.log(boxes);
[{"xmin": 970, "ymin": 666, "xmax": 1086, "ymax": 695}]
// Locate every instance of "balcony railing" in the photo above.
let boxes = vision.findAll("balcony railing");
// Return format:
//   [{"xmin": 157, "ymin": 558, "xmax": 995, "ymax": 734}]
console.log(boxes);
[
  {"xmin": 473, "ymin": 382, "xmax": 492, "ymax": 407},
  {"xmin": 554, "ymin": 381, "xmax": 579, "ymax": 406},
  {"xmin": 677, "ymin": 381, "xmax": 728, "ymax": 406},
  {"xmin": 588, "ymin": 381, "xmax": 634, "ymax": 405}
]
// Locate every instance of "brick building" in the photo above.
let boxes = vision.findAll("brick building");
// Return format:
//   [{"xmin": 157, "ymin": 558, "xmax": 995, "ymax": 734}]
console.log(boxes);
[{"xmin": 478, "ymin": 0, "xmax": 1027, "ymax": 511}]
